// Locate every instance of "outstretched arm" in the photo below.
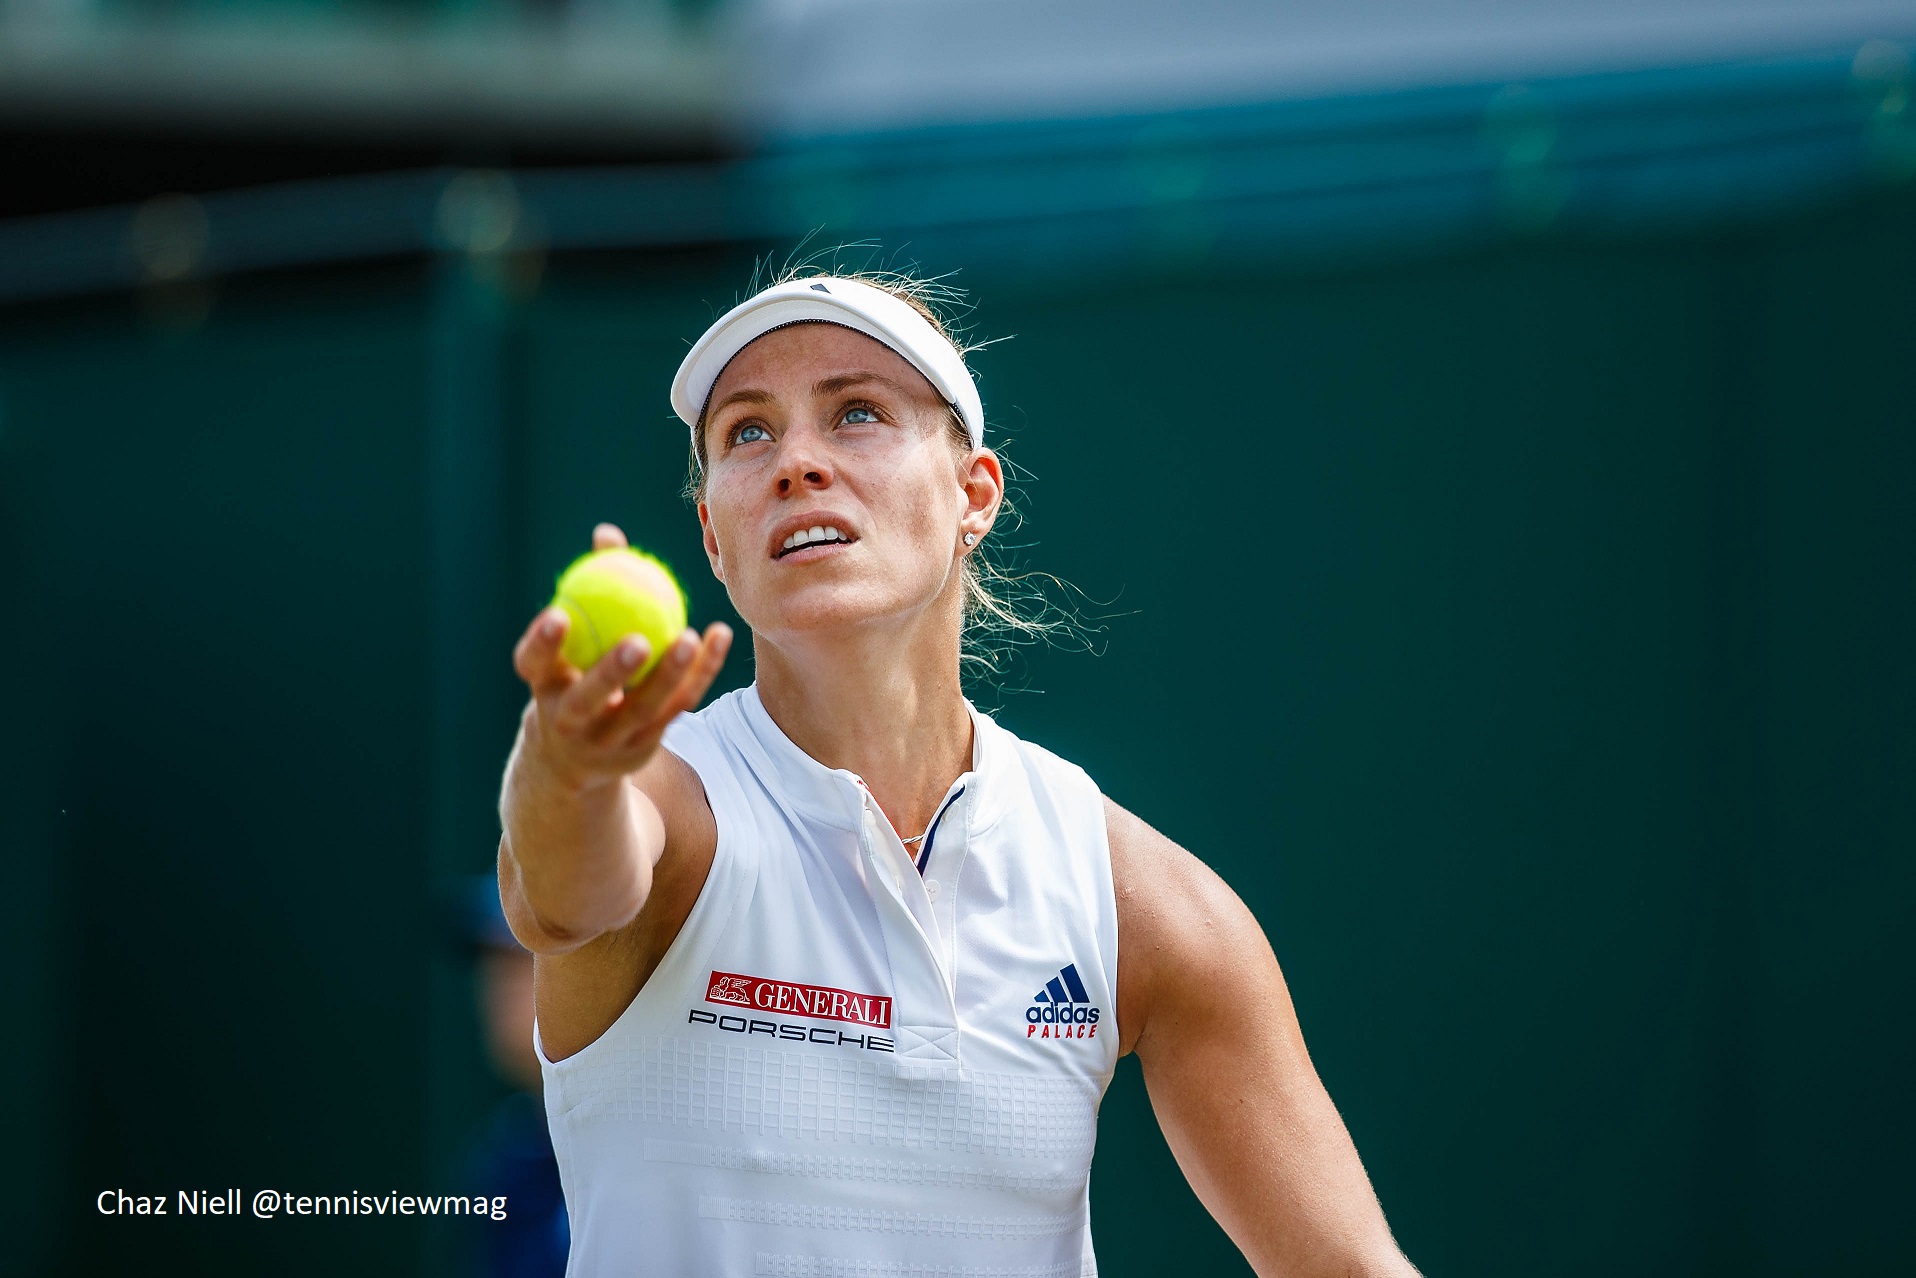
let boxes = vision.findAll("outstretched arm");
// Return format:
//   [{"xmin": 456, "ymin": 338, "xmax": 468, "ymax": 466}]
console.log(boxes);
[
  {"xmin": 500, "ymin": 521, "xmax": 731, "ymax": 953},
  {"xmin": 1108, "ymin": 799, "xmax": 1420, "ymax": 1278}
]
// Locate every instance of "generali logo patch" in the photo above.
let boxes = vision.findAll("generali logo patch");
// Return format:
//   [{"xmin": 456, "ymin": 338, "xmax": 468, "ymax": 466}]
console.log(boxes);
[{"xmin": 704, "ymin": 970, "xmax": 893, "ymax": 1029}]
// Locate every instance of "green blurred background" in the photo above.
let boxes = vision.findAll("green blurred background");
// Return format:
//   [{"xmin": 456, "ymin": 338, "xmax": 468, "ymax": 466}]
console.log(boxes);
[{"xmin": 2, "ymin": 23, "xmax": 1914, "ymax": 1277}]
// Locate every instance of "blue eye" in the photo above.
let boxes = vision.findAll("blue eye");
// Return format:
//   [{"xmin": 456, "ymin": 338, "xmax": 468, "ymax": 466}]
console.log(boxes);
[
  {"xmin": 842, "ymin": 406, "xmax": 879, "ymax": 425},
  {"xmin": 735, "ymin": 423, "xmax": 770, "ymax": 444}
]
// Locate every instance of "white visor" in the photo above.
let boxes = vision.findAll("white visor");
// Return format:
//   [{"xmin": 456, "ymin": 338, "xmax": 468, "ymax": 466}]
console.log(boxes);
[{"xmin": 671, "ymin": 277, "xmax": 985, "ymax": 451}]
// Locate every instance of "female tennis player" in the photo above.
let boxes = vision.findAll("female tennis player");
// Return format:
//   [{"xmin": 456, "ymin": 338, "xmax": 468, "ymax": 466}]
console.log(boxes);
[{"xmin": 498, "ymin": 272, "xmax": 1420, "ymax": 1277}]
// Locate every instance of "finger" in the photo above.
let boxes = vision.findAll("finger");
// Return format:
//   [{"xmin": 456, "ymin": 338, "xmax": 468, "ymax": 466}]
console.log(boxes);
[
  {"xmin": 670, "ymin": 622, "xmax": 734, "ymax": 714},
  {"xmin": 611, "ymin": 622, "xmax": 733, "ymax": 748},
  {"xmin": 549, "ymin": 634, "xmax": 650, "ymax": 737},
  {"xmin": 512, "ymin": 608, "xmax": 575, "ymax": 693},
  {"xmin": 591, "ymin": 628, "xmax": 700, "ymax": 742},
  {"xmin": 593, "ymin": 523, "xmax": 629, "ymax": 550}
]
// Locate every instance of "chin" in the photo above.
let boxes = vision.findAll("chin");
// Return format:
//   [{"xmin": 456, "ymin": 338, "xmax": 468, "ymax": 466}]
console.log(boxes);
[{"xmin": 743, "ymin": 579, "xmax": 926, "ymax": 641}]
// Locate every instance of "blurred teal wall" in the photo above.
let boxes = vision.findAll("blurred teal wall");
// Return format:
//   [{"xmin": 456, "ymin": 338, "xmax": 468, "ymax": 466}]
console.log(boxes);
[{"xmin": 2, "ymin": 185, "xmax": 1911, "ymax": 1277}]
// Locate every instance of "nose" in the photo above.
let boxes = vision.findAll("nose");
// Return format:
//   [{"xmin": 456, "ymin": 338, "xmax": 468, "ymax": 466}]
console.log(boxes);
[{"xmin": 774, "ymin": 422, "xmax": 833, "ymax": 496}]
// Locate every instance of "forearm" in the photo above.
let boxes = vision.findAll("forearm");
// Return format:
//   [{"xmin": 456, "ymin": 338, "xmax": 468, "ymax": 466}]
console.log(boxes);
[
  {"xmin": 498, "ymin": 709, "xmax": 664, "ymax": 950},
  {"xmin": 1144, "ymin": 1045, "xmax": 1414, "ymax": 1278}
]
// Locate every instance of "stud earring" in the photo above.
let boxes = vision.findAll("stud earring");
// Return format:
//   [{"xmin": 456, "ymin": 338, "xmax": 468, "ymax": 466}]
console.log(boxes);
[{"xmin": 963, "ymin": 532, "xmax": 977, "ymax": 546}]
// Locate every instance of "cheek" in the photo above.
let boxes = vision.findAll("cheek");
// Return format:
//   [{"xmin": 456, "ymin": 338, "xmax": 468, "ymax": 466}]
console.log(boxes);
[
  {"xmin": 703, "ymin": 480, "xmax": 751, "ymax": 553},
  {"xmin": 885, "ymin": 483, "xmax": 963, "ymax": 565}
]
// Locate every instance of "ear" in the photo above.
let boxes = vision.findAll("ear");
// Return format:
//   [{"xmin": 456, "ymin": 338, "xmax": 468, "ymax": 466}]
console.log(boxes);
[
  {"xmin": 698, "ymin": 501, "xmax": 725, "ymax": 581},
  {"xmin": 958, "ymin": 447, "xmax": 1005, "ymax": 548}
]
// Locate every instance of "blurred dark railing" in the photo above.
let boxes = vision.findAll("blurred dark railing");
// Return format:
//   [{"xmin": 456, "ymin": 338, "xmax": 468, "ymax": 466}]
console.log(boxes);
[{"xmin": 2, "ymin": 43, "xmax": 1910, "ymax": 304}]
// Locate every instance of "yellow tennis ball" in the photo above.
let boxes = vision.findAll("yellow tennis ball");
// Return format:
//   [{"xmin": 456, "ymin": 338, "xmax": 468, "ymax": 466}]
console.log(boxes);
[{"xmin": 550, "ymin": 546, "xmax": 688, "ymax": 686}]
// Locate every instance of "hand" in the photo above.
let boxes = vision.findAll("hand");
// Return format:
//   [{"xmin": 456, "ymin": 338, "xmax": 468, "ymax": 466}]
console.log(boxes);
[{"xmin": 512, "ymin": 522, "xmax": 732, "ymax": 792}]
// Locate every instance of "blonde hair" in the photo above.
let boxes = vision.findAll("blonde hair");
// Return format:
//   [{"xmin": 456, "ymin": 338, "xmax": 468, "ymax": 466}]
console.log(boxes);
[{"xmin": 684, "ymin": 259, "xmax": 1098, "ymax": 682}]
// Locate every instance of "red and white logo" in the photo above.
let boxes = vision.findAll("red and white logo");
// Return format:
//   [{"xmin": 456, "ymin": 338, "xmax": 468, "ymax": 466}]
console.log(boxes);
[
  {"xmin": 704, "ymin": 970, "xmax": 892, "ymax": 1029},
  {"xmin": 707, "ymin": 974, "xmax": 754, "ymax": 1005}
]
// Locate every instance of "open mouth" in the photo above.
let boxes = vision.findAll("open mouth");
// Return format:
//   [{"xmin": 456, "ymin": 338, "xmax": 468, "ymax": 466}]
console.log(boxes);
[{"xmin": 776, "ymin": 525, "xmax": 856, "ymax": 558}]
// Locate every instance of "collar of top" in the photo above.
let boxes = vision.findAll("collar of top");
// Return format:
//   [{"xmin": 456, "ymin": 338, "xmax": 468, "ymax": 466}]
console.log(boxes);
[
  {"xmin": 729, "ymin": 683, "xmax": 1001, "ymax": 836},
  {"xmin": 670, "ymin": 277, "xmax": 985, "ymax": 451}
]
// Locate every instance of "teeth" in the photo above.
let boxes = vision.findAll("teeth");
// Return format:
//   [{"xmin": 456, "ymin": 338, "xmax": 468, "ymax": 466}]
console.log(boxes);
[{"xmin": 781, "ymin": 525, "xmax": 851, "ymax": 553}]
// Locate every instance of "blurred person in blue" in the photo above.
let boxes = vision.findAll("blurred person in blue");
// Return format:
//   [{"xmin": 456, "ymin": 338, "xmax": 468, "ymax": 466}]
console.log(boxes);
[
  {"xmin": 452, "ymin": 877, "xmax": 570, "ymax": 1278},
  {"xmin": 497, "ymin": 270, "xmax": 1421, "ymax": 1276}
]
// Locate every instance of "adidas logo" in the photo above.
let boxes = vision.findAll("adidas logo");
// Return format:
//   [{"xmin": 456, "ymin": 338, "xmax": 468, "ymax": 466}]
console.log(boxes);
[{"xmin": 1026, "ymin": 963, "xmax": 1102, "ymax": 1040}]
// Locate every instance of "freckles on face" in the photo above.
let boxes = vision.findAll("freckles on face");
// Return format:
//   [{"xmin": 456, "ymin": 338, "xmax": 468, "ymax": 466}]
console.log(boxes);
[{"xmin": 695, "ymin": 323, "xmax": 971, "ymax": 631}]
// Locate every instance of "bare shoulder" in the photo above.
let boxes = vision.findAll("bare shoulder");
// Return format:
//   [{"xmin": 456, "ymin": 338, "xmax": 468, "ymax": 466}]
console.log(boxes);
[
  {"xmin": 1105, "ymin": 796, "xmax": 1278, "ymax": 1060},
  {"xmin": 530, "ymin": 746, "xmax": 718, "ymax": 1062},
  {"xmin": 629, "ymin": 746, "xmax": 721, "ymax": 953},
  {"xmin": 633, "ymin": 742, "xmax": 718, "ymax": 855}
]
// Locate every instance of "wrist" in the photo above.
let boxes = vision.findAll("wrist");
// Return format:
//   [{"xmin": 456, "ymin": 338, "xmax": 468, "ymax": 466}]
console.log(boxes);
[{"xmin": 516, "ymin": 704, "xmax": 623, "ymax": 799}]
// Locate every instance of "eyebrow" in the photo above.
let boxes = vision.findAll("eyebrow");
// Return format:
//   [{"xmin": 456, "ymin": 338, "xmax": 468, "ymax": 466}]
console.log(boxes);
[
  {"xmin": 705, "ymin": 386, "xmax": 774, "ymax": 420},
  {"xmin": 813, "ymin": 372, "xmax": 917, "ymax": 399}
]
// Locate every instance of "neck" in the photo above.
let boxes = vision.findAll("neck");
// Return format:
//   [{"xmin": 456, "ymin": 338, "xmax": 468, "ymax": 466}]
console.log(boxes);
[{"xmin": 753, "ymin": 601, "xmax": 974, "ymax": 842}]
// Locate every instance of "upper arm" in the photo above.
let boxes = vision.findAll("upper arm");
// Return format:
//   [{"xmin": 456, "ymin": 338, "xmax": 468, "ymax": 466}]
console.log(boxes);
[
  {"xmin": 517, "ymin": 749, "xmax": 718, "ymax": 1063},
  {"xmin": 1108, "ymin": 798, "xmax": 1417, "ymax": 1278}
]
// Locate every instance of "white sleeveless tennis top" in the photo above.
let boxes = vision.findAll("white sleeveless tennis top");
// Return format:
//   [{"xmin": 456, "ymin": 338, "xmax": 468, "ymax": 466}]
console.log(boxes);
[{"xmin": 536, "ymin": 684, "xmax": 1120, "ymax": 1277}]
